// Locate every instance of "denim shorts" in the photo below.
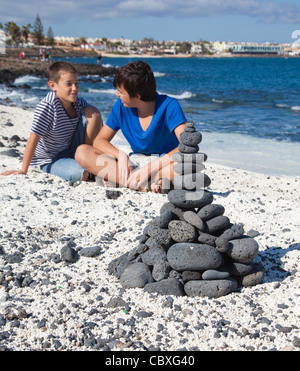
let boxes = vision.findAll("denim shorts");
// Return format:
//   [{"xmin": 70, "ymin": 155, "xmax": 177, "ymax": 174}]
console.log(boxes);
[{"xmin": 40, "ymin": 116, "xmax": 87, "ymax": 186}]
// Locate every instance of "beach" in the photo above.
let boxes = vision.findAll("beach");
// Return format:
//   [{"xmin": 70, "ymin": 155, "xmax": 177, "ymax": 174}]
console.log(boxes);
[{"xmin": 0, "ymin": 103, "xmax": 299, "ymax": 352}]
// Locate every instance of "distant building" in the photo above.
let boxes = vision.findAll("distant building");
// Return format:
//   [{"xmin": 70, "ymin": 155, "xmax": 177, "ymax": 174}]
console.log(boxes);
[
  {"xmin": 0, "ymin": 30, "xmax": 6, "ymax": 54},
  {"xmin": 232, "ymin": 44, "xmax": 283, "ymax": 55},
  {"xmin": 191, "ymin": 44, "xmax": 202, "ymax": 54}
]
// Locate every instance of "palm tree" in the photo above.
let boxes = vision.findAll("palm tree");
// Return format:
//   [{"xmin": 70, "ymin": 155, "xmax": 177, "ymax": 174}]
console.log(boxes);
[
  {"xmin": 21, "ymin": 24, "xmax": 31, "ymax": 44},
  {"xmin": 5, "ymin": 21, "xmax": 21, "ymax": 45}
]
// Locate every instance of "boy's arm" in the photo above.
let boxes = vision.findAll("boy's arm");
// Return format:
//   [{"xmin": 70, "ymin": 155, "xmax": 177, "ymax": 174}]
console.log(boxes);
[
  {"xmin": 0, "ymin": 132, "xmax": 40, "ymax": 176},
  {"xmin": 84, "ymin": 105, "xmax": 103, "ymax": 146},
  {"xmin": 93, "ymin": 124, "xmax": 124, "ymax": 160}
]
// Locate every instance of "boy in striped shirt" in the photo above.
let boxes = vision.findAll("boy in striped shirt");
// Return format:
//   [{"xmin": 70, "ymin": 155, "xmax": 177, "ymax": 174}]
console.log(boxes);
[{"xmin": 1, "ymin": 62, "xmax": 102, "ymax": 185}]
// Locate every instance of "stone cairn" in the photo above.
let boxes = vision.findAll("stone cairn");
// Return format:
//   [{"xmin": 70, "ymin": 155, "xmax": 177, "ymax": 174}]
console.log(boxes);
[{"xmin": 108, "ymin": 123, "xmax": 265, "ymax": 298}]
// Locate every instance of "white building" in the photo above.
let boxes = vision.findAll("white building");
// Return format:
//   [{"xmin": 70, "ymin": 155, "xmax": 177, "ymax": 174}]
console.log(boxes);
[
  {"xmin": 191, "ymin": 44, "xmax": 202, "ymax": 54},
  {"xmin": 0, "ymin": 30, "xmax": 6, "ymax": 54}
]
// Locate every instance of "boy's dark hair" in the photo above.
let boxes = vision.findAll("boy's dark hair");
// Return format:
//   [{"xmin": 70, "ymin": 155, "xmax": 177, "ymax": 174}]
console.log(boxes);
[
  {"xmin": 47, "ymin": 61, "xmax": 78, "ymax": 82},
  {"xmin": 113, "ymin": 61, "xmax": 156, "ymax": 102}
]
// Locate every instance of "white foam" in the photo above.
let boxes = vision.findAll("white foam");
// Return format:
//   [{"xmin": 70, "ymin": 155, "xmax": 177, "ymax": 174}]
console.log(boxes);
[
  {"xmin": 88, "ymin": 88, "xmax": 116, "ymax": 95},
  {"xmin": 166, "ymin": 91, "xmax": 196, "ymax": 100},
  {"xmin": 14, "ymin": 75, "xmax": 44, "ymax": 84},
  {"xmin": 154, "ymin": 71, "xmax": 166, "ymax": 77}
]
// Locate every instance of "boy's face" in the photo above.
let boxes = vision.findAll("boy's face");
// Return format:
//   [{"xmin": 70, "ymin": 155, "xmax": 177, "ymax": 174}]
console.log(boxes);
[
  {"xmin": 48, "ymin": 72, "xmax": 79, "ymax": 105},
  {"xmin": 116, "ymin": 84, "xmax": 140, "ymax": 108}
]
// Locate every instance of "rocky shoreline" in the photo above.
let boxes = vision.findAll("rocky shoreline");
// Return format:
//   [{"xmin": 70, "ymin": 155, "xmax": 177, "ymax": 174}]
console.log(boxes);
[{"xmin": 0, "ymin": 56, "xmax": 117, "ymax": 84}]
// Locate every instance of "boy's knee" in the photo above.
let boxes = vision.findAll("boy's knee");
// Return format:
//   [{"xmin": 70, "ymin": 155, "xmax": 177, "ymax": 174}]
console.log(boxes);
[{"xmin": 75, "ymin": 144, "xmax": 89, "ymax": 164}]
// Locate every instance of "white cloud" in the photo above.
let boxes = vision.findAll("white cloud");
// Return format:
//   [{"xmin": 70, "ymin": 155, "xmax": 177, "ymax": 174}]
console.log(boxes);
[{"xmin": 1, "ymin": 0, "xmax": 300, "ymax": 24}]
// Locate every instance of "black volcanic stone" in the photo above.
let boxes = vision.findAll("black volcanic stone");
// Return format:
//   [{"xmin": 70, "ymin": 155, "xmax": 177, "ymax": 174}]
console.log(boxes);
[
  {"xmin": 229, "ymin": 262, "xmax": 252, "ymax": 276},
  {"xmin": 60, "ymin": 246, "xmax": 78, "ymax": 263},
  {"xmin": 120, "ymin": 263, "xmax": 153, "ymax": 289},
  {"xmin": 173, "ymin": 173, "xmax": 211, "ymax": 191},
  {"xmin": 226, "ymin": 237, "xmax": 259, "ymax": 263},
  {"xmin": 184, "ymin": 278, "xmax": 238, "ymax": 298},
  {"xmin": 167, "ymin": 243, "xmax": 222, "ymax": 272},
  {"xmin": 168, "ymin": 220, "xmax": 197, "ymax": 242},
  {"xmin": 179, "ymin": 131, "xmax": 202, "ymax": 146},
  {"xmin": 197, "ymin": 204, "xmax": 225, "ymax": 221},
  {"xmin": 141, "ymin": 247, "xmax": 167, "ymax": 266},
  {"xmin": 173, "ymin": 162, "xmax": 204, "ymax": 175},
  {"xmin": 108, "ymin": 253, "xmax": 133, "ymax": 279},
  {"xmin": 168, "ymin": 189, "xmax": 213, "ymax": 210},
  {"xmin": 172, "ymin": 152, "xmax": 207, "ymax": 163},
  {"xmin": 144, "ymin": 278, "xmax": 185, "ymax": 296},
  {"xmin": 160, "ymin": 202, "xmax": 185, "ymax": 220},
  {"xmin": 183, "ymin": 211, "xmax": 204, "ymax": 230},
  {"xmin": 178, "ymin": 143, "xmax": 199, "ymax": 153},
  {"xmin": 157, "ymin": 209, "xmax": 174, "ymax": 228},
  {"xmin": 198, "ymin": 232, "xmax": 217, "ymax": 246},
  {"xmin": 236, "ymin": 262, "xmax": 265, "ymax": 287},
  {"xmin": 205, "ymin": 216, "xmax": 230, "ymax": 234}
]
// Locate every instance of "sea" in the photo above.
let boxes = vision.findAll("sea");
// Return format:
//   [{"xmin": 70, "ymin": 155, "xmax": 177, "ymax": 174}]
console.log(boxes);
[{"xmin": 1, "ymin": 56, "xmax": 300, "ymax": 177}]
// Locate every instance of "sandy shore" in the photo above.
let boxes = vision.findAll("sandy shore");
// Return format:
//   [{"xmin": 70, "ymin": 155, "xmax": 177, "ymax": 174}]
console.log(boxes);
[{"xmin": 0, "ymin": 104, "xmax": 299, "ymax": 352}]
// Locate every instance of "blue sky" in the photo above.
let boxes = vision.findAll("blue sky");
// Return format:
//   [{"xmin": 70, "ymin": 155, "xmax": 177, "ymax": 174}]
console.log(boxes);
[{"xmin": 1, "ymin": 0, "xmax": 300, "ymax": 42}]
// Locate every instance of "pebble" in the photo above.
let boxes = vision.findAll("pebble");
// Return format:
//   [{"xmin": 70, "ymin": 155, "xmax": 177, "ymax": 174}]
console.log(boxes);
[
  {"xmin": 157, "ymin": 209, "xmax": 174, "ymax": 229},
  {"xmin": 167, "ymin": 243, "xmax": 222, "ymax": 272},
  {"xmin": 178, "ymin": 143, "xmax": 199, "ymax": 153},
  {"xmin": 173, "ymin": 173, "xmax": 211, "ymax": 191},
  {"xmin": 79, "ymin": 246, "xmax": 101, "ymax": 257},
  {"xmin": 226, "ymin": 237, "xmax": 259, "ymax": 263},
  {"xmin": 144, "ymin": 278, "xmax": 185, "ymax": 296},
  {"xmin": 202, "ymin": 269, "xmax": 231, "ymax": 280},
  {"xmin": 120, "ymin": 263, "xmax": 153, "ymax": 289},
  {"xmin": 172, "ymin": 152, "xmax": 207, "ymax": 163},
  {"xmin": 183, "ymin": 211, "xmax": 204, "ymax": 230},
  {"xmin": 173, "ymin": 162, "xmax": 204, "ymax": 175},
  {"xmin": 141, "ymin": 247, "xmax": 167, "ymax": 266},
  {"xmin": 205, "ymin": 216, "xmax": 231, "ymax": 234},
  {"xmin": 184, "ymin": 278, "xmax": 238, "ymax": 298},
  {"xmin": 179, "ymin": 131, "xmax": 202, "ymax": 146},
  {"xmin": 168, "ymin": 220, "xmax": 197, "ymax": 242},
  {"xmin": 168, "ymin": 189, "xmax": 214, "ymax": 210},
  {"xmin": 197, "ymin": 204, "xmax": 225, "ymax": 221},
  {"xmin": 60, "ymin": 246, "xmax": 79, "ymax": 263}
]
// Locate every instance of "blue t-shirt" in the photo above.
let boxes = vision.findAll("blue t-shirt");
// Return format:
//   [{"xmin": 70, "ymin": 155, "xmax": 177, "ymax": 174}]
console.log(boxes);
[{"xmin": 106, "ymin": 93, "xmax": 187, "ymax": 155}]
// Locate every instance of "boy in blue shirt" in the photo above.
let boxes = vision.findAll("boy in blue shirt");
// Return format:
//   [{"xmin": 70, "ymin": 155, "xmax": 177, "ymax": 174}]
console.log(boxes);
[{"xmin": 75, "ymin": 61, "xmax": 187, "ymax": 192}]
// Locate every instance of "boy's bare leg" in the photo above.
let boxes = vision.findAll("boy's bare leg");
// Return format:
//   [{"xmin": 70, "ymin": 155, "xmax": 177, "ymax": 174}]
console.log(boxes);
[
  {"xmin": 79, "ymin": 106, "xmax": 102, "ymax": 181},
  {"xmin": 75, "ymin": 144, "xmax": 125, "ymax": 187}
]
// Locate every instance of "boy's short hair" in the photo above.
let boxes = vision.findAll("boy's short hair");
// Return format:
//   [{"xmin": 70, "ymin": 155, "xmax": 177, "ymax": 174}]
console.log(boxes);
[
  {"xmin": 47, "ymin": 61, "xmax": 78, "ymax": 82},
  {"xmin": 113, "ymin": 61, "xmax": 156, "ymax": 102}
]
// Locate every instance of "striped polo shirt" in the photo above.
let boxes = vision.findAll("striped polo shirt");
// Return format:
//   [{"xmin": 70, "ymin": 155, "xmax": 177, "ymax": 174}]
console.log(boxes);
[{"xmin": 30, "ymin": 91, "xmax": 89, "ymax": 166}]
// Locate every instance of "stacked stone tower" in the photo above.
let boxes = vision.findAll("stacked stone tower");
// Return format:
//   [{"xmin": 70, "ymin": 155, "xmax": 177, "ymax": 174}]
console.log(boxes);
[{"xmin": 108, "ymin": 123, "xmax": 265, "ymax": 298}]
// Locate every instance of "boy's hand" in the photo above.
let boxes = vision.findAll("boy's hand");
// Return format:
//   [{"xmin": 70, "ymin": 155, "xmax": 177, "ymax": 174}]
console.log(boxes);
[
  {"xmin": 118, "ymin": 151, "xmax": 133, "ymax": 187},
  {"xmin": 127, "ymin": 166, "xmax": 150, "ymax": 191},
  {"xmin": 0, "ymin": 170, "xmax": 27, "ymax": 176}
]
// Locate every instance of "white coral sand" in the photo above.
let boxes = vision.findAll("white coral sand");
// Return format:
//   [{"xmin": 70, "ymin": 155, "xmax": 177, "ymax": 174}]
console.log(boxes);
[{"xmin": 0, "ymin": 104, "xmax": 299, "ymax": 351}]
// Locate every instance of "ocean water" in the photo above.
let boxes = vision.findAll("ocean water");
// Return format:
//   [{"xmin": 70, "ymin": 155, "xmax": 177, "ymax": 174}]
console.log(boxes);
[{"xmin": 1, "ymin": 56, "xmax": 299, "ymax": 177}]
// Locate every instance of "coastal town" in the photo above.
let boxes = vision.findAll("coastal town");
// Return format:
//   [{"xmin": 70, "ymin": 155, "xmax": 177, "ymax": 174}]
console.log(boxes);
[{"xmin": 1, "ymin": 28, "xmax": 300, "ymax": 58}]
